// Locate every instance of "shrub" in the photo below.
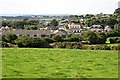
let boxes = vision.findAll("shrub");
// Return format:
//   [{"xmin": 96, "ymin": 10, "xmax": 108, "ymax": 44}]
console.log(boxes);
[
  {"xmin": 67, "ymin": 34, "xmax": 83, "ymax": 42},
  {"xmin": 106, "ymin": 31, "xmax": 119, "ymax": 37},
  {"xmin": 52, "ymin": 42, "xmax": 82, "ymax": 49},
  {"xmin": 28, "ymin": 37, "xmax": 50, "ymax": 48},
  {"xmin": 44, "ymin": 38, "xmax": 54, "ymax": 43},
  {"xmin": 83, "ymin": 31, "xmax": 97, "ymax": 44},
  {"xmin": 15, "ymin": 36, "xmax": 29, "ymax": 47},
  {"xmin": 1, "ymin": 41, "xmax": 9, "ymax": 47},
  {"xmin": 81, "ymin": 45, "xmax": 111, "ymax": 50},
  {"xmin": 2, "ymin": 34, "xmax": 17, "ymax": 43},
  {"xmin": 96, "ymin": 32, "xmax": 107, "ymax": 44},
  {"xmin": 15, "ymin": 36, "xmax": 51, "ymax": 48},
  {"xmin": 52, "ymin": 34, "xmax": 63, "ymax": 42},
  {"xmin": 109, "ymin": 37, "xmax": 120, "ymax": 43},
  {"xmin": 109, "ymin": 45, "xmax": 120, "ymax": 50}
]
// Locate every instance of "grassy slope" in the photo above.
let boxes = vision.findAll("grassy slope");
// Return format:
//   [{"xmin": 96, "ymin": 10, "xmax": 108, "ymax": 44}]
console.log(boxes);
[{"xmin": 2, "ymin": 48, "xmax": 118, "ymax": 78}]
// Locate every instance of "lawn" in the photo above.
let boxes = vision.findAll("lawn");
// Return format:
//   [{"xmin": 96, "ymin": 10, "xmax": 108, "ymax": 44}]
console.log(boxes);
[{"xmin": 2, "ymin": 48, "xmax": 118, "ymax": 78}]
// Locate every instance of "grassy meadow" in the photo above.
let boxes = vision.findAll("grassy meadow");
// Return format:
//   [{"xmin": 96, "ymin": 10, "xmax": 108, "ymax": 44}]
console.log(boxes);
[{"xmin": 2, "ymin": 48, "xmax": 118, "ymax": 78}]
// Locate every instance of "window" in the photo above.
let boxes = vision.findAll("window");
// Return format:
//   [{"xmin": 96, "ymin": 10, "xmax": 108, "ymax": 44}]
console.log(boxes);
[
  {"xmin": 34, "ymin": 34, "xmax": 37, "ymax": 37},
  {"xmin": 41, "ymin": 34, "xmax": 46, "ymax": 37},
  {"xmin": 95, "ymin": 26, "xmax": 97, "ymax": 28},
  {"xmin": 27, "ymin": 35, "xmax": 30, "ymax": 37},
  {"xmin": 19, "ymin": 35, "xmax": 22, "ymax": 37},
  {"xmin": 76, "ymin": 30, "xmax": 78, "ymax": 33},
  {"xmin": 73, "ymin": 30, "xmax": 75, "ymax": 32}
]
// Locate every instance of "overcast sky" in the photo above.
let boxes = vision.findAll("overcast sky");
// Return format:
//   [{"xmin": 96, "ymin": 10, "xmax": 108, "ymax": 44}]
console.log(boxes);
[{"xmin": 0, "ymin": 0, "xmax": 119, "ymax": 15}]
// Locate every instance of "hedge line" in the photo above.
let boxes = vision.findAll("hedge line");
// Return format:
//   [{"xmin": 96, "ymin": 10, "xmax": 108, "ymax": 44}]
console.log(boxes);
[{"xmin": 52, "ymin": 42, "xmax": 120, "ymax": 50}]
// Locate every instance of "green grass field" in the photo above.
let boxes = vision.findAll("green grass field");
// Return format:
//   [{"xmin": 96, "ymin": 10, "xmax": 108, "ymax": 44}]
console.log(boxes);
[{"xmin": 2, "ymin": 48, "xmax": 118, "ymax": 78}]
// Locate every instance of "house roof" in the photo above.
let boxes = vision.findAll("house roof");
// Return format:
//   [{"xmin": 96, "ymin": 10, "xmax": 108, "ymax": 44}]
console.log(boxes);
[
  {"xmin": 53, "ymin": 30, "xmax": 67, "ymax": 35},
  {"xmin": 104, "ymin": 26, "xmax": 112, "ymax": 31},
  {"xmin": 1, "ymin": 29, "xmax": 67, "ymax": 36},
  {"xmin": 91, "ymin": 25, "xmax": 102, "ymax": 28},
  {"xmin": 2, "ymin": 29, "xmax": 54, "ymax": 35}
]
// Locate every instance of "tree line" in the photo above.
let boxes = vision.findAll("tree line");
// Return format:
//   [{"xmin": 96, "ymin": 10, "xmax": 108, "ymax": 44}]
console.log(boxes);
[{"xmin": 1, "ymin": 30, "xmax": 120, "ymax": 48}]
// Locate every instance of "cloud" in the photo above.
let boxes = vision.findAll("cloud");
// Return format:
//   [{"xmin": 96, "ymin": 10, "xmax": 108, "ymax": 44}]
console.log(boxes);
[{"xmin": 0, "ymin": 0, "xmax": 119, "ymax": 15}]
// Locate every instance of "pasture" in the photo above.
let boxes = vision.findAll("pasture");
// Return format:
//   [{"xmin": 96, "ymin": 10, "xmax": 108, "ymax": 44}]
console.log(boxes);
[{"xmin": 2, "ymin": 48, "xmax": 118, "ymax": 78}]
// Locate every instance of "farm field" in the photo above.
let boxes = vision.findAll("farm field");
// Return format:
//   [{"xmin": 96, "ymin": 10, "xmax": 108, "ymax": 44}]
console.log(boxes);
[{"xmin": 2, "ymin": 48, "xmax": 118, "ymax": 78}]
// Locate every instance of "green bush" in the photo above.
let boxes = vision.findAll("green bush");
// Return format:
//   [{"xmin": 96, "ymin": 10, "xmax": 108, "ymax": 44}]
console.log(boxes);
[
  {"xmin": 52, "ymin": 42, "xmax": 82, "ymax": 49},
  {"xmin": 52, "ymin": 34, "xmax": 63, "ymax": 42},
  {"xmin": 109, "ymin": 45, "xmax": 120, "ymax": 50},
  {"xmin": 109, "ymin": 37, "xmax": 120, "ymax": 43},
  {"xmin": 1, "ymin": 41, "xmax": 9, "ymax": 47},
  {"xmin": 96, "ymin": 32, "xmax": 107, "ymax": 44},
  {"xmin": 15, "ymin": 36, "xmax": 51, "ymax": 48},
  {"xmin": 2, "ymin": 34, "xmax": 17, "ymax": 43},
  {"xmin": 83, "ymin": 31, "xmax": 97, "ymax": 44},
  {"xmin": 44, "ymin": 38, "xmax": 54, "ymax": 43},
  {"xmin": 81, "ymin": 45, "xmax": 112, "ymax": 50}
]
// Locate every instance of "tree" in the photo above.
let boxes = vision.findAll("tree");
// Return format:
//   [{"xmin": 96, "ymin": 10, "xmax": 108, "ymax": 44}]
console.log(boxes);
[
  {"xmin": 4, "ymin": 34, "xmax": 17, "ymax": 43},
  {"xmin": 44, "ymin": 37, "xmax": 54, "ymax": 43},
  {"xmin": 106, "ymin": 31, "xmax": 119, "ymax": 37},
  {"xmin": 83, "ymin": 31, "xmax": 97, "ymax": 44},
  {"xmin": 24, "ymin": 25, "xmax": 38, "ymax": 30},
  {"xmin": 28, "ymin": 37, "xmax": 50, "ymax": 48},
  {"xmin": 26, "ymin": 20, "xmax": 39, "ymax": 25},
  {"xmin": 106, "ymin": 18, "xmax": 118, "ymax": 27},
  {"xmin": 114, "ymin": 8, "xmax": 120, "ymax": 16},
  {"xmin": 68, "ymin": 34, "xmax": 83, "ymax": 42},
  {"xmin": 96, "ymin": 32, "xmax": 107, "ymax": 44},
  {"xmin": 114, "ymin": 23, "xmax": 120, "ymax": 32},
  {"xmin": 52, "ymin": 34, "xmax": 62, "ymax": 42},
  {"xmin": 2, "ymin": 35, "xmax": 6, "ymax": 42},
  {"xmin": 23, "ymin": 18, "xmax": 28, "ymax": 25},
  {"xmin": 2, "ymin": 21, "xmax": 8, "ymax": 27},
  {"xmin": 15, "ymin": 36, "xmax": 29, "ymax": 47},
  {"xmin": 15, "ymin": 36, "xmax": 50, "ymax": 48},
  {"xmin": 50, "ymin": 19, "xmax": 59, "ymax": 27},
  {"xmin": 90, "ymin": 19, "xmax": 101, "ymax": 25}
]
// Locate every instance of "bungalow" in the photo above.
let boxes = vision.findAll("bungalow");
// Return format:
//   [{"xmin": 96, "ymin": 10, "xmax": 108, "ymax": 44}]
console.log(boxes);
[
  {"xmin": 89, "ymin": 25, "xmax": 104, "ymax": 32},
  {"xmin": 104, "ymin": 26, "xmax": 113, "ymax": 32},
  {"xmin": 58, "ymin": 19, "xmax": 69, "ymax": 27},
  {"xmin": 1, "ymin": 26, "xmax": 67, "ymax": 38},
  {"xmin": 89, "ymin": 25, "xmax": 113, "ymax": 32},
  {"xmin": 53, "ymin": 30, "xmax": 67, "ymax": 38}
]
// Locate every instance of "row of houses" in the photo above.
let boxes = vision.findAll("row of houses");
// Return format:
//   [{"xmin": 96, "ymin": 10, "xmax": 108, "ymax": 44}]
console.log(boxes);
[
  {"xmin": 0, "ymin": 23, "xmax": 113, "ymax": 38},
  {"xmin": 0, "ymin": 27, "xmax": 67, "ymax": 38},
  {"xmin": 59, "ymin": 23, "xmax": 112, "ymax": 34},
  {"xmin": 58, "ymin": 19, "xmax": 113, "ymax": 33}
]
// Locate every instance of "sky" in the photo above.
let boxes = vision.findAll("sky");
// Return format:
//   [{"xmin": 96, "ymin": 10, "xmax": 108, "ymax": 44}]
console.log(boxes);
[{"xmin": 0, "ymin": 0, "xmax": 119, "ymax": 15}]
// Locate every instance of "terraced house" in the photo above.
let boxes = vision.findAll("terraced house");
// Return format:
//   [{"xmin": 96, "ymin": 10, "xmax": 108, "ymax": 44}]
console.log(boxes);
[{"xmin": 0, "ymin": 26, "xmax": 67, "ymax": 38}]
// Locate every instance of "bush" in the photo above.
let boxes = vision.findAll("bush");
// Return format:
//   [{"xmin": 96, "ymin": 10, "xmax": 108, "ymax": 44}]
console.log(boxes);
[
  {"xmin": 106, "ymin": 31, "xmax": 120, "ymax": 37},
  {"xmin": 29, "ymin": 37, "xmax": 51, "ymax": 48},
  {"xmin": 44, "ymin": 38, "xmax": 54, "ymax": 43},
  {"xmin": 109, "ymin": 45, "xmax": 120, "ymax": 50},
  {"xmin": 15, "ymin": 36, "xmax": 51, "ymax": 48},
  {"xmin": 15, "ymin": 36, "xmax": 29, "ymax": 47},
  {"xmin": 83, "ymin": 31, "xmax": 97, "ymax": 44},
  {"xmin": 81, "ymin": 45, "xmax": 111, "ymax": 50},
  {"xmin": 1, "ymin": 41, "xmax": 9, "ymax": 47},
  {"xmin": 2, "ymin": 34, "xmax": 17, "ymax": 43},
  {"xmin": 67, "ymin": 34, "xmax": 83, "ymax": 42},
  {"xmin": 96, "ymin": 32, "xmax": 107, "ymax": 44},
  {"xmin": 52, "ymin": 42, "xmax": 82, "ymax": 49},
  {"xmin": 109, "ymin": 37, "xmax": 120, "ymax": 43},
  {"xmin": 52, "ymin": 34, "xmax": 63, "ymax": 42}
]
